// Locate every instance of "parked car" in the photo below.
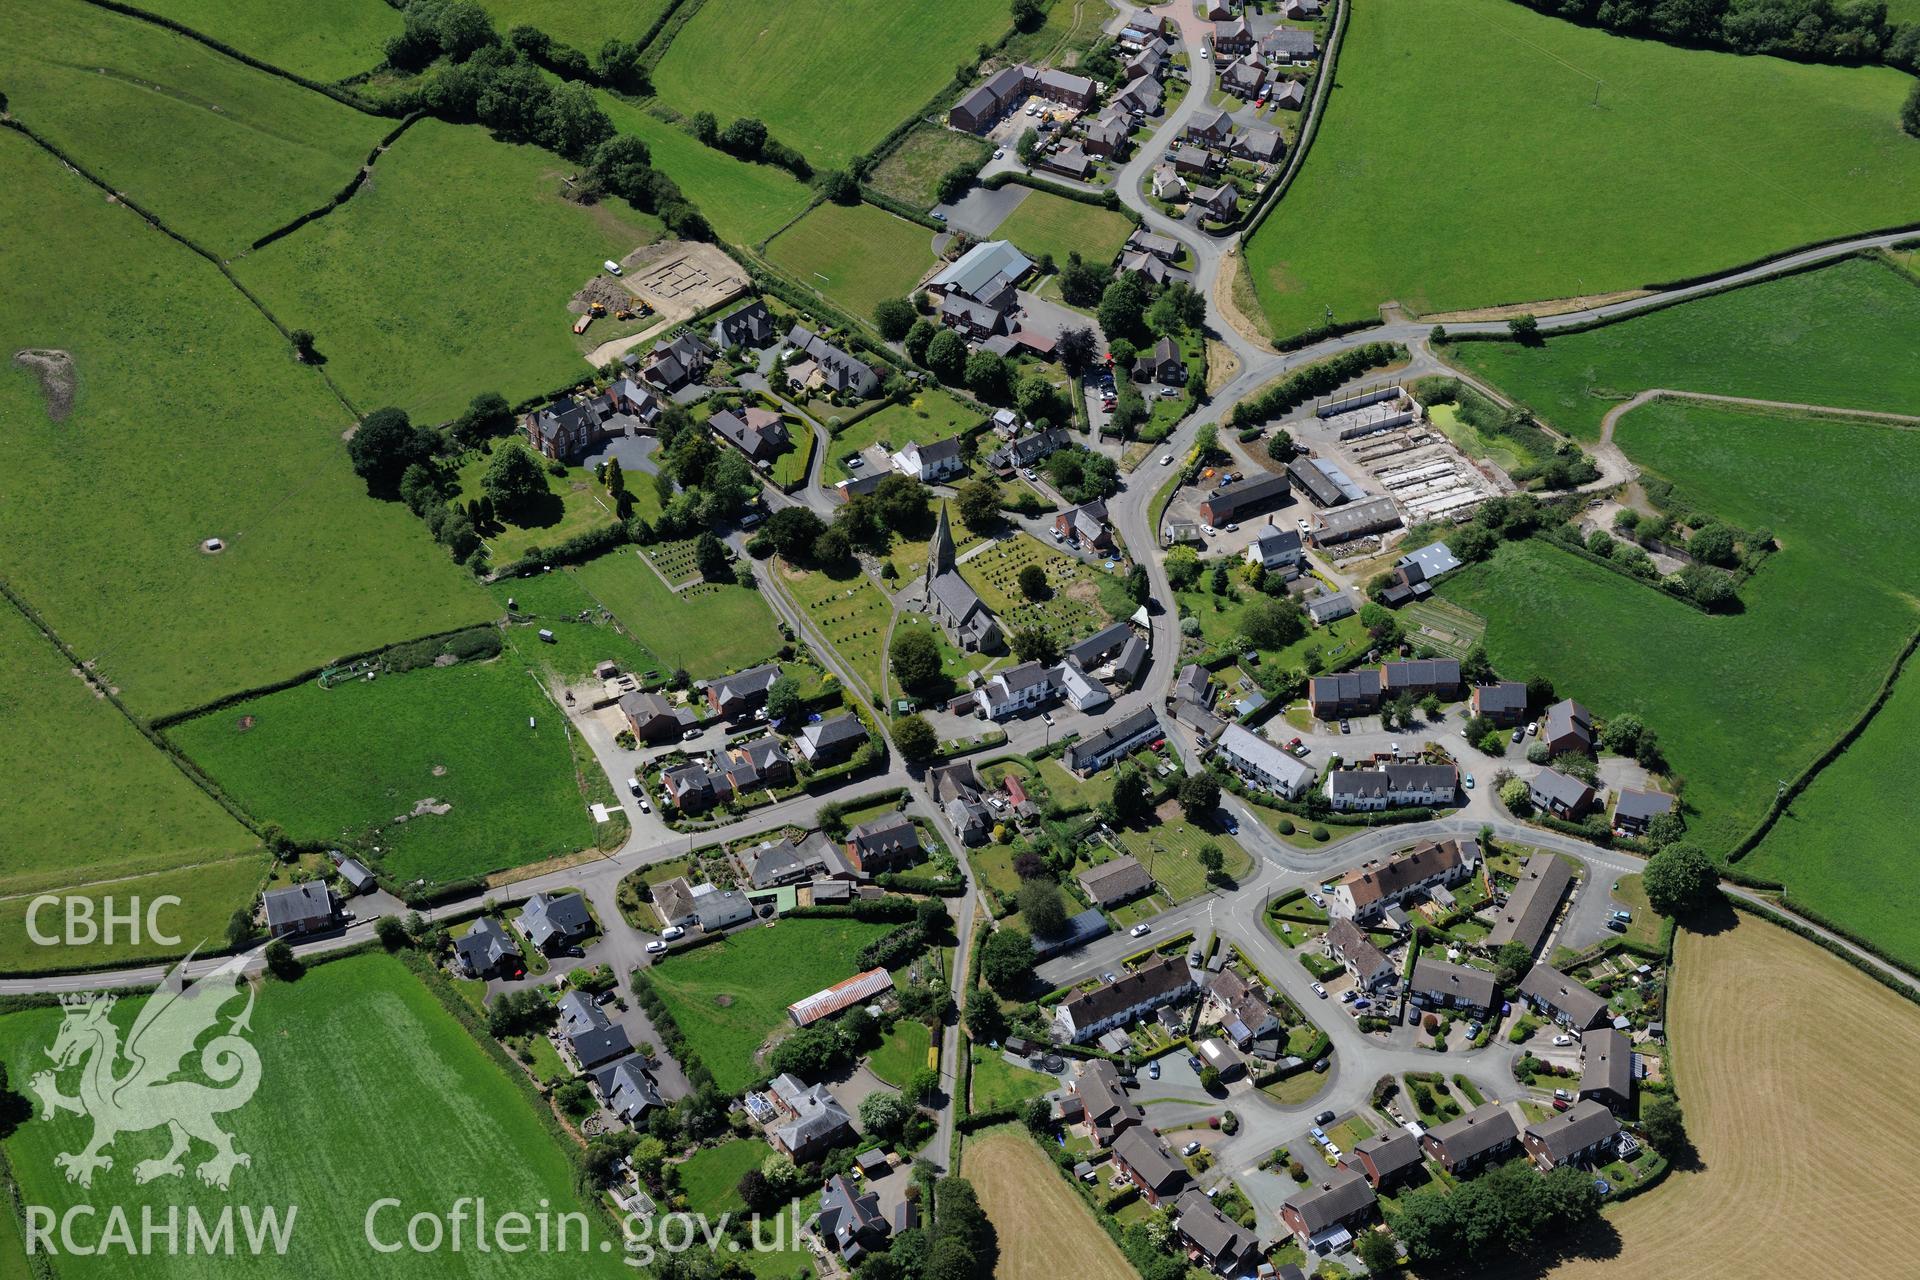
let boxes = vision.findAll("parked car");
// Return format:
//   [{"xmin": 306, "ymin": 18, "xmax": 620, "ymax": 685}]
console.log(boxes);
[
  {"xmin": 603, "ymin": 259, "xmax": 623, "ymax": 276},
  {"xmin": 1130, "ymin": 923, "xmax": 1150, "ymax": 937},
  {"xmin": 1511, "ymin": 726, "xmax": 1525, "ymax": 743},
  {"xmin": 627, "ymin": 777, "xmax": 643, "ymax": 796},
  {"xmin": 1465, "ymin": 1020, "xmax": 1482, "ymax": 1037},
  {"xmin": 1606, "ymin": 918, "xmax": 1628, "ymax": 933},
  {"xmin": 1182, "ymin": 1141, "xmax": 1202, "ymax": 1157},
  {"xmin": 1313, "ymin": 1057, "xmax": 1330, "ymax": 1073},
  {"xmin": 1187, "ymin": 1056, "xmax": 1204, "ymax": 1073},
  {"xmin": 1315, "ymin": 1110, "xmax": 1336, "ymax": 1125},
  {"xmin": 1308, "ymin": 1127, "xmax": 1326, "ymax": 1142},
  {"xmin": 645, "ymin": 940, "xmax": 668, "ymax": 954},
  {"xmin": 1554, "ymin": 1088, "xmax": 1573, "ymax": 1101},
  {"xmin": 1202, "ymin": 524, "xmax": 1218, "ymax": 536},
  {"xmin": 1190, "ymin": 948, "xmax": 1204, "ymax": 965},
  {"xmin": 1611, "ymin": 909, "xmax": 1633, "ymax": 923},
  {"xmin": 661, "ymin": 925, "xmax": 686, "ymax": 942},
  {"xmin": 1464, "ymin": 775, "xmax": 1475, "ymax": 790},
  {"xmin": 1308, "ymin": 893, "xmax": 1324, "ymax": 907},
  {"xmin": 1224, "ymin": 522, "xmax": 1239, "ymax": 532},
  {"xmin": 1311, "ymin": 983, "xmax": 1328, "ymax": 999},
  {"xmin": 1042, "ymin": 711, "xmax": 1054, "ymax": 726},
  {"xmin": 1339, "ymin": 719, "xmax": 1351, "ymax": 734},
  {"xmin": 1527, "ymin": 722, "xmax": 1539, "ymax": 736},
  {"xmin": 1102, "ymin": 971, "xmax": 1117, "ymax": 983},
  {"xmin": 1354, "ymin": 998, "xmax": 1372, "ymax": 1010},
  {"xmin": 992, "ymin": 147, "xmax": 1005, "ymax": 158},
  {"xmin": 1341, "ymin": 990, "xmax": 1357, "ymax": 1004},
  {"xmin": 1148, "ymin": 1060, "xmax": 1160, "ymax": 1079},
  {"xmin": 1553, "ymin": 1034, "xmax": 1574, "ymax": 1046},
  {"xmin": 1552, "ymin": 1097, "xmax": 1572, "ymax": 1112},
  {"xmin": 638, "ymin": 797, "xmax": 652, "ymax": 814},
  {"xmin": 846, "ymin": 455, "xmax": 865, "ymax": 469}
]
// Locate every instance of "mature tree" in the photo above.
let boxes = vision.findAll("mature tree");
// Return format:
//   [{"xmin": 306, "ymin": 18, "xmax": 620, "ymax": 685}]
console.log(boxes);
[
  {"xmin": 892, "ymin": 713, "xmax": 938, "ymax": 763},
  {"xmin": 1015, "ymin": 374, "xmax": 1064, "ymax": 425},
  {"xmin": 1676, "ymin": 563, "xmax": 1737, "ymax": 610},
  {"xmin": 1599, "ymin": 712, "xmax": 1648, "ymax": 756},
  {"xmin": 348, "ymin": 406, "xmax": 432, "ymax": 488},
  {"xmin": 1525, "ymin": 675, "xmax": 1557, "ymax": 714},
  {"xmin": 1641, "ymin": 1094, "xmax": 1688, "ymax": 1154},
  {"xmin": 980, "ymin": 925, "xmax": 1035, "ymax": 992},
  {"xmin": 934, "ymin": 162, "xmax": 977, "ymax": 205},
  {"xmin": 1044, "ymin": 445, "xmax": 1119, "ymax": 502},
  {"xmin": 964, "ymin": 989, "xmax": 1007, "ymax": 1042},
  {"xmin": 820, "ymin": 169, "xmax": 859, "ymax": 204},
  {"xmin": 289, "ymin": 328, "xmax": 317, "ymax": 363},
  {"xmin": 1354, "ymin": 1226, "xmax": 1401, "ymax": 1275},
  {"xmin": 859, "ymin": 1091, "xmax": 912, "ymax": 1139},
  {"xmin": 1644, "ymin": 809, "xmax": 1686, "ymax": 847},
  {"xmin": 903, "ymin": 1066, "xmax": 941, "ymax": 1107},
  {"xmin": 718, "ymin": 116, "xmax": 769, "ymax": 157},
  {"xmin": 1016, "ymin": 125, "xmax": 1042, "ymax": 165},
  {"xmin": 873, "ymin": 473, "xmax": 929, "ymax": 528},
  {"xmin": 1643, "ymin": 843, "xmax": 1718, "ymax": 917},
  {"xmin": 1265, "ymin": 429, "xmax": 1297, "ymax": 463},
  {"xmin": 1178, "ymin": 771, "xmax": 1221, "ymax": 823},
  {"xmin": 1010, "ymin": 625, "xmax": 1060, "ymax": 664},
  {"xmin": 693, "ymin": 531, "xmax": 729, "ymax": 580},
  {"xmin": 1017, "ymin": 563, "xmax": 1049, "ymax": 600},
  {"xmin": 478, "ymin": 440, "xmax": 547, "ymax": 516},
  {"xmin": 955, "ymin": 477, "xmax": 1002, "ymax": 528},
  {"xmin": 1507, "ymin": 314, "xmax": 1541, "ymax": 344},
  {"xmin": 1056, "ymin": 324, "xmax": 1098, "ymax": 374},
  {"xmin": 1017, "ymin": 877, "xmax": 1069, "ymax": 939},
  {"xmin": 1097, "ymin": 272, "xmax": 1150, "ymax": 344},
  {"xmin": 890, "ymin": 627, "xmax": 942, "ymax": 689},
  {"xmin": 966, "ymin": 349, "xmax": 1014, "ymax": 404},
  {"xmin": 1492, "ymin": 940, "xmax": 1533, "ymax": 985},
  {"xmin": 873, "ymin": 295, "xmax": 917, "ymax": 341},
  {"xmin": 1687, "ymin": 522, "xmax": 1738, "ymax": 567},
  {"xmin": 1197, "ymin": 841, "xmax": 1225, "ymax": 880},
  {"xmin": 926, "ymin": 328, "xmax": 968, "ymax": 384},
  {"xmin": 1585, "ymin": 528, "xmax": 1615, "ymax": 557},
  {"xmin": 1904, "ymin": 80, "xmax": 1920, "ymax": 138},
  {"xmin": 1011, "ymin": 0, "xmax": 1045, "ymax": 31},
  {"xmin": 813, "ymin": 523, "xmax": 852, "ymax": 565},
  {"xmin": 905, "ymin": 317, "xmax": 939, "ymax": 364},
  {"xmin": 263, "ymin": 939, "xmax": 302, "ymax": 981},
  {"xmin": 1108, "ymin": 764, "xmax": 1151, "ymax": 827},
  {"xmin": 1241, "ymin": 596, "xmax": 1305, "ymax": 650},
  {"xmin": 1165, "ymin": 545, "xmax": 1201, "ymax": 590},
  {"xmin": 375, "ymin": 916, "xmax": 410, "ymax": 951},
  {"xmin": 766, "ymin": 506, "xmax": 827, "ymax": 561},
  {"xmin": 765, "ymin": 675, "xmax": 804, "ymax": 724}
]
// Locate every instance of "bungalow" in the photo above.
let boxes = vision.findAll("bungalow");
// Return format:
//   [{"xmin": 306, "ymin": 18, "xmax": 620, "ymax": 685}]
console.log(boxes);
[
  {"xmin": 1306, "ymin": 590, "xmax": 1357, "ymax": 625},
  {"xmin": 1579, "ymin": 1027, "xmax": 1634, "ymax": 1111},
  {"xmin": 711, "ymin": 299, "xmax": 775, "ymax": 350},
  {"xmin": 1543, "ymin": 698, "xmax": 1594, "ymax": 756},
  {"xmin": 1111, "ymin": 1128, "xmax": 1192, "ymax": 1206},
  {"xmin": 1174, "ymin": 1190, "xmax": 1262, "ymax": 1276},
  {"xmin": 893, "ymin": 435, "xmax": 967, "ymax": 482},
  {"xmin": 706, "ymin": 663, "xmax": 781, "ymax": 719},
  {"xmin": 1344, "ymin": 1131, "xmax": 1423, "ymax": 1190},
  {"xmin": 1173, "ymin": 144, "xmax": 1217, "ymax": 177},
  {"xmin": 1408, "ymin": 957, "xmax": 1499, "ymax": 1016},
  {"xmin": 1325, "ymin": 918, "xmax": 1396, "ymax": 991},
  {"xmin": 1127, "ymin": 229, "xmax": 1181, "ymax": 262},
  {"xmin": 1483, "ymin": 853, "xmax": 1573, "ymax": 955},
  {"xmin": 620, "ymin": 690, "xmax": 685, "ymax": 744},
  {"xmin": 1325, "ymin": 763, "xmax": 1457, "ymax": 811},
  {"xmin": 818, "ymin": 1174, "xmax": 890, "ymax": 1261},
  {"xmin": 709, "ymin": 405, "xmax": 789, "ymax": 464},
  {"xmin": 519, "ymin": 891, "xmax": 594, "ymax": 954},
  {"xmin": 1614, "ymin": 787, "xmax": 1675, "ymax": 837},
  {"xmin": 1216, "ymin": 723, "xmax": 1316, "ymax": 799},
  {"xmin": 1133, "ymin": 336, "xmax": 1186, "ymax": 385},
  {"xmin": 1221, "ymin": 56, "xmax": 1266, "ymax": 98},
  {"xmin": 1117, "ymin": 254, "xmax": 1172, "ymax": 291},
  {"xmin": 981, "ymin": 329, "xmax": 1057, "ymax": 361},
  {"xmin": 974, "ymin": 660, "xmax": 1059, "ymax": 720},
  {"xmin": 746, "ymin": 838, "xmax": 826, "ymax": 889},
  {"xmin": 1523, "ymin": 1100, "xmax": 1620, "ymax": 1172},
  {"xmin": 1421, "ymin": 1104, "xmax": 1519, "ymax": 1176},
  {"xmin": 1079, "ymin": 854, "xmax": 1153, "ymax": 908},
  {"xmin": 1263, "ymin": 26, "xmax": 1320, "ymax": 62},
  {"xmin": 784, "ymin": 325, "xmax": 880, "ymax": 398},
  {"xmin": 1188, "ymin": 183, "xmax": 1240, "ymax": 223},
  {"xmin": 1071, "ymin": 1059, "xmax": 1144, "ymax": 1145},
  {"xmin": 798, "ymin": 712, "xmax": 868, "ymax": 766},
  {"xmin": 1281, "ymin": 0, "xmax": 1324, "ymax": 16},
  {"xmin": 1062, "ymin": 705, "xmax": 1162, "ymax": 776},
  {"xmin": 1054, "ymin": 954, "xmax": 1196, "ymax": 1043},
  {"xmin": 845, "ymin": 812, "xmax": 922, "ymax": 875},
  {"xmin": 1236, "ymin": 126, "xmax": 1286, "ymax": 164},
  {"xmin": 454, "ymin": 917, "xmax": 525, "ymax": 980},
  {"xmin": 1380, "ymin": 658, "xmax": 1462, "ymax": 700},
  {"xmin": 1518, "ymin": 962, "xmax": 1610, "ymax": 1030},
  {"xmin": 1470, "ymin": 681, "xmax": 1530, "ymax": 728},
  {"xmin": 767, "ymin": 1073, "xmax": 857, "ymax": 1162},
  {"xmin": 1308, "ymin": 669, "xmax": 1382, "ymax": 720},
  {"xmin": 1279, "ymin": 1166, "xmax": 1376, "ymax": 1253},
  {"xmin": 1529, "ymin": 768, "xmax": 1595, "ymax": 819},
  {"xmin": 1212, "ymin": 18, "xmax": 1256, "ymax": 57},
  {"xmin": 262, "ymin": 883, "xmax": 336, "ymax": 938},
  {"xmin": 641, "ymin": 332, "xmax": 713, "ymax": 392}
]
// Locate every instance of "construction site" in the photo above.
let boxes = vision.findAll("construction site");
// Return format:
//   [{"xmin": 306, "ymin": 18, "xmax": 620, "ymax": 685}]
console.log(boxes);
[{"xmin": 1299, "ymin": 383, "xmax": 1502, "ymax": 526}]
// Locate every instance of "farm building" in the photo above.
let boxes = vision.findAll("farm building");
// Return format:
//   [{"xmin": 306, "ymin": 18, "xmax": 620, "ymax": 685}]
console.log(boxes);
[
  {"xmin": 1199, "ymin": 472, "xmax": 1291, "ymax": 525},
  {"xmin": 1310, "ymin": 495, "xmax": 1401, "ymax": 544},
  {"xmin": 789, "ymin": 967, "xmax": 893, "ymax": 1027}
]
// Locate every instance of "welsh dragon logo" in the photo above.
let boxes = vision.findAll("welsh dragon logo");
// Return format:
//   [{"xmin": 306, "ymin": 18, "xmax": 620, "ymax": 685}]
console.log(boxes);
[{"xmin": 29, "ymin": 951, "xmax": 262, "ymax": 1190}]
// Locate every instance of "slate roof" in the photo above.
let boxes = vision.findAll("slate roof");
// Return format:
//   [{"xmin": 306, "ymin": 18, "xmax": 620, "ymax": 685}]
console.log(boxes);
[
  {"xmin": 1580, "ymin": 1028, "xmax": 1633, "ymax": 1102},
  {"xmin": 1078, "ymin": 855, "xmax": 1153, "ymax": 905},
  {"xmin": 1410, "ymin": 957, "xmax": 1499, "ymax": 1009},
  {"xmin": 1526, "ymin": 1099, "xmax": 1620, "ymax": 1164},
  {"xmin": 1426, "ymin": 1104, "xmax": 1519, "ymax": 1164},
  {"xmin": 1484, "ymin": 854, "xmax": 1573, "ymax": 952},
  {"xmin": 1281, "ymin": 1165, "xmax": 1375, "ymax": 1234},
  {"xmin": 1519, "ymin": 962, "xmax": 1609, "ymax": 1028},
  {"xmin": 519, "ymin": 891, "xmax": 592, "ymax": 950},
  {"xmin": 263, "ymin": 883, "xmax": 334, "ymax": 931}
]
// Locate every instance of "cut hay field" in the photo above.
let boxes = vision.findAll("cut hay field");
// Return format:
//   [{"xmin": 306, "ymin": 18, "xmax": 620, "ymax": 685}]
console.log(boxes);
[
  {"xmin": 234, "ymin": 119, "xmax": 666, "ymax": 424},
  {"xmin": 478, "ymin": 0, "xmax": 675, "ymax": 52},
  {"xmin": 0, "ymin": 855, "xmax": 268, "ymax": 977},
  {"xmin": 1442, "ymin": 400, "xmax": 1920, "ymax": 862},
  {"xmin": 652, "ymin": 0, "xmax": 1014, "ymax": 169},
  {"xmin": 1, "ymin": 0, "xmax": 391, "ymax": 254},
  {"xmin": 0, "ymin": 605, "xmax": 255, "ymax": 898},
  {"xmin": 645, "ymin": 916, "xmax": 898, "ymax": 1093},
  {"xmin": 962, "ymin": 1126, "xmax": 1135, "ymax": 1280},
  {"xmin": 0, "ymin": 129, "xmax": 488, "ymax": 716},
  {"xmin": 0, "ymin": 953, "xmax": 634, "ymax": 1279},
  {"xmin": 167, "ymin": 655, "xmax": 594, "ymax": 886},
  {"xmin": 1526, "ymin": 914, "xmax": 1920, "ymax": 1280},
  {"xmin": 571, "ymin": 550, "xmax": 785, "ymax": 682},
  {"xmin": 139, "ymin": 0, "xmax": 401, "ymax": 81},
  {"xmin": 868, "ymin": 124, "xmax": 992, "ymax": 209},
  {"xmin": 765, "ymin": 201, "xmax": 938, "ymax": 320},
  {"xmin": 1449, "ymin": 256, "xmax": 1920, "ymax": 439},
  {"xmin": 589, "ymin": 90, "xmax": 817, "ymax": 247},
  {"xmin": 992, "ymin": 191, "xmax": 1137, "ymax": 269},
  {"xmin": 1242, "ymin": 0, "xmax": 1920, "ymax": 338}
]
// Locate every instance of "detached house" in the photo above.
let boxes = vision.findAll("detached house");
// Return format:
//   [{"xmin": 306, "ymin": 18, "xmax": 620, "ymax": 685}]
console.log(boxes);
[
  {"xmin": 766, "ymin": 1074, "xmax": 856, "ymax": 1163},
  {"xmin": 1071, "ymin": 1059, "xmax": 1144, "ymax": 1145},
  {"xmin": 705, "ymin": 664, "xmax": 781, "ymax": 719},
  {"xmin": 784, "ymin": 325, "xmax": 879, "ymax": 398},
  {"xmin": 974, "ymin": 661, "xmax": 1059, "ymax": 720},
  {"xmin": 1613, "ymin": 787, "xmax": 1674, "ymax": 837},
  {"xmin": 1133, "ymin": 336, "xmax": 1186, "ymax": 385},
  {"xmin": 454, "ymin": 916, "xmax": 524, "ymax": 979},
  {"xmin": 1212, "ymin": 18, "xmax": 1255, "ymax": 57},
  {"xmin": 1188, "ymin": 183, "xmax": 1240, "ymax": 223},
  {"xmin": 1543, "ymin": 698, "xmax": 1594, "ymax": 756},
  {"xmin": 844, "ymin": 812, "xmax": 922, "ymax": 875},
  {"xmin": 518, "ymin": 891, "xmax": 593, "ymax": 954},
  {"xmin": 1529, "ymin": 768, "xmax": 1596, "ymax": 819},
  {"xmin": 1174, "ymin": 1190, "xmax": 1262, "ymax": 1276},
  {"xmin": 1221, "ymin": 55, "xmax": 1266, "ymax": 98},
  {"xmin": 1247, "ymin": 525, "xmax": 1306, "ymax": 575},
  {"xmin": 262, "ymin": 883, "xmax": 336, "ymax": 938},
  {"xmin": 709, "ymin": 405, "xmax": 789, "ymax": 464},
  {"xmin": 711, "ymin": 299, "xmax": 774, "ymax": 350},
  {"xmin": 619, "ymin": 690, "xmax": 687, "ymax": 744},
  {"xmin": 1579, "ymin": 1027, "xmax": 1635, "ymax": 1112},
  {"xmin": 1187, "ymin": 108, "xmax": 1237, "ymax": 147},
  {"xmin": 798, "ymin": 713, "xmax": 867, "ymax": 766},
  {"xmin": 893, "ymin": 435, "xmax": 966, "ymax": 482},
  {"xmin": 1471, "ymin": 680, "xmax": 1529, "ymax": 728},
  {"xmin": 1079, "ymin": 855, "xmax": 1153, "ymax": 908},
  {"xmin": 1111, "ymin": 1128, "xmax": 1192, "ymax": 1206},
  {"xmin": 1263, "ymin": 26, "xmax": 1320, "ymax": 62},
  {"xmin": 641, "ymin": 332, "xmax": 713, "ymax": 392}
]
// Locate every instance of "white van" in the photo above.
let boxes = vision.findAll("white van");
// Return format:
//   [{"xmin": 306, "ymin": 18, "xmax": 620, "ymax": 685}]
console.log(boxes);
[{"xmin": 603, "ymin": 259, "xmax": 623, "ymax": 276}]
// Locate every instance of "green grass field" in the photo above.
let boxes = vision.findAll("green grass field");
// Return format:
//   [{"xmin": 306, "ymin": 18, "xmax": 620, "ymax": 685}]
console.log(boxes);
[
  {"xmin": 645, "ymin": 916, "xmax": 899, "ymax": 1093},
  {"xmin": 1446, "ymin": 256, "xmax": 1920, "ymax": 440},
  {"xmin": 1, "ymin": 0, "xmax": 391, "ymax": 255},
  {"xmin": 490, "ymin": 572, "xmax": 670, "ymax": 686},
  {"xmin": 589, "ymin": 90, "xmax": 817, "ymax": 246},
  {"xmin": 1112, "ymin": 817, "xmax": 1252, "ymax": 902},
  {"xmin": 0, "ymin": 855, "xmax": 268, "ymax": 977},
  {"xmin": 868, "ymin": 125, "xmax": 992, "ymax": 209},
  {"xmin": 478, "ymin": 0, "xmax": 675, "ymax": 51},
  {"xmin": 1243, "ymin": 0, "xmax": 1920, "ymax": 337},
  {"xmin": 869, "ymin": 1018, "xmax": 934, "ymax": 1087},
  {"xmin": 235, "ymin": 119, "xmax": 665, "ymax": 424},
  {"xmin": 0, "ymin": 953, "xmax": 632, "ymax": 1279},
  {"xmin": 829, "ymin": 389, "xmax": 980, "ymax": 479},
  {"xmin": 140, "ymin": 0, "xmax": 401, "ymax": 80},
  {"xmin": 453, "ymin": 449, "xmax": 636, "ymax": 566},
  {"xmin": 652, "ymin": 0, "xmax": 1013, "ymax": 168},
  {"xmin": 1443, "ymin": 399, "xmax": 1920, "ymax": 857},
  {"xmin": 675, "ymin": 1138, "xmax": 769, "ymax": 1216},
  {"xmin": 967, "ymin": 1045, "xmax": 1055, "ymax": 1113},
  {"xmin": 0, "ymin": 130, "xmax": 488, "ymax": 716},
  {"xmin": 777, "ymin": 559, "xmax": 893, "ymax": 700},
  {"xmin": 765, "ymin": 202, "xmax": 938, "ymax": 318},
  {"xmin": 992, "ymin": 191, "xmax": 1137, "ymax": 269},
  {"xmin": 167, "ymin": 656, "xmax": 595, "ymax": 885},
  {"xmin": 1176, "ymin": 586, "xmax": 1371, "ymax": 671},
  {"xmin": 961, "ymin": 535, "xmax": 1115, "ymax": 647},
  {"xmin": 572, "ymin": 550, "xmax": 785, "ymax": 681}
]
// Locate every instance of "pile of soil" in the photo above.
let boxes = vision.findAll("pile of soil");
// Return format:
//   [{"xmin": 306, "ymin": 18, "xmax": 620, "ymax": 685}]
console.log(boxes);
[
  {"xmin": 14, "ymin": 348, "xmax": 76, "ymax": 421},
  {"xmin": 569, "ymin": 275, "xmax": 632, "ymax": 315}
]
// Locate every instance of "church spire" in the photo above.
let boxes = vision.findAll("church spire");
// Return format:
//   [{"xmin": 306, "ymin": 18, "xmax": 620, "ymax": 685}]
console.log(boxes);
[{"xmin": 929, "ymin": 502, "xmax": 956, "ymax": 578}]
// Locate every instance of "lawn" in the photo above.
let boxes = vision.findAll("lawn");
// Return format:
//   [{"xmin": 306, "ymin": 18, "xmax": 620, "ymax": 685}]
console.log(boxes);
[
  {"xmin": 868, "ymin": 125, "xmax": 992, "ymax": 209},
  {"xmin": 967, "ymin": 1047, "xmax": 1056, "ymax": 1113},
  {"xmin": 776, "ymin": 558, "xmax": 894, "ymax": 701},
  {"xmin": 0, "ymin": 952, "xmax": 633, "ymax": 1279},
  {"xmin": 962, "ymin": 1126, "xmax": 1135, "ymax": 1280},
  {"xmin": 1532, "ymin": 915, "xmax": 1920, "ymax": 1280},
  {"xmin": 454, "ymin": 449, "xmax": 628, "ymax": 567},
  {"xmin": 235, "ymin": 119, "xmax": 665, "ymax": 424},
  {"xmin": 589, "ymin": 90, "xmax": 818, "ymax": 246},
  {"xmin": 1111, "ymin": 816, "xmax": 1253, "ymax": 902},
  {"xmin": 489, "ymin": 572, "xmax": 669, "ymax": 684},
  {"xmin": 0, "ymin": 129, "xmax": 488, "ymax": 716},
  {"xmin": 1242, "ymin": 0, "xmax": 1920, "ymax": 338},
  {"xmin": 652, "ymin": 0, "xmax": 1015, "ymax": 169},
  {"xmin": 645, "ymin": 916, "xmax": 899, "ymax": 1093},
  {"xmin": 0, "ymin": 855, "xmax": 268, "ymax": 977},
  {"xmin": 1446, "ymin": 255, "xmax": 1920, "ymax": 440},
  {"xmin": 572, "ymin": 549, "xmax": 785, "ymax": 682},
  {"xmin": 829, "ymin": 390, "xmax": 981, "ymax": 480},
  {"xmin": 1442, "ymin": 400, "xmax": 1920, "ymax": 858},
  {"xmin": 1177, "ymin": 585, "xmax": 1371, "ymax": 671},
  {"xmin": 676, "ymin": 1138, "xmax": 769, "ymax": 1217},
  {"xmin": 764, "ymin": 201, "xmax": 938, "ymax": 319},
  {"xmin": 167, "ymin": 655, "xmax": 596, "ymax": 886},
  {"xmin": 139, "ymin": 0, "xmax": 401, "ymax": 80},
  {"xmin": 869, "ymin": 1018, "xmax": 935, "ymax": 1088},
  {"xmin": 477, "ymin": 0, "xmax": 676, "ymax": 51},
  {"xmin": 961, "ymin": 534, "xmax": 1115, "ymax": 647},
  {"xmin": 992, "ymin": 190, "xmax": 1138, "ymax": 269},
  {"xmin": 0, "ymin": 0, "xmax": 391, "ymax": 254}
]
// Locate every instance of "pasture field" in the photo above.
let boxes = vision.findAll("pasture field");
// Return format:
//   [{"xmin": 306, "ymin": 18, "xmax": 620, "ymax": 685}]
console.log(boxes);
[
  {"xmin": 489, "ymin": 572, "xmax": 669, "ymax": 685},
  {"xmin": 961, "ymin": 535, "xmax": 1114, "ymax": 646},
  {"xmin": 961, "ymin": 1126, "xmax": 1135, "ymax": 1280},
  {"xmin": 1449, "ymin": 256, "xmax": 1920, "ymax": 439},
  {"xmin": 0, "ymin": 605, "xmax": 255, "ymax": 897},
  {"xmin": 868, "ymin": 125, "xmax": 992, "ymax": 209},
  {"xmin": 764, "ymin": 202, "xmax": 938, "ymax": 318},
  {"xmin": 829, "ymin": 389, "xmax": 980, "ymax": 479},
  {"xmin": 1, "ymin": 0, "xmax": 390, "ymax": 255},
  {"xmin": 1242, "ymin": 0, "xmax": 1920, "ymax": 338},
  {"xmin": 1534, "ymin": 915, "xmax": 1920, "ymax": 1280},
  {"xmin": 644, "ymin": 916, "xmax": 899, "ymax": 1093},
  {"xmin": 0, "ymin": 855, "xmax": 268, "ymax": 977},
  {"xmin": 589, "ymin": 91, "xmax": 817, "ymax": 246},
  {"xmin": 139, "ymin": 0, "xmax": 401, "ymax": 81},
  {"xmin": 0, "ymin": 130, "xmax": 488, "ymax": 716},
  {"xmin": 869, "ymin": 1018, "xmax": 934, "ymax": 1088},
  {"xmin": 167, "ymin": 655, "xmax": 594, "ymax": 886},
  {"xmin": 776, "ymin": 559, "xmax": 893, "ymax": 699},
  {"xmin": 1443, "ymin": 400, "xmax": 1920, "ymax": 860},
  {"xmin": 572, "ymin": 550, "xmax": 785, "ymax": 681},
  {"xmin": 0, "ymin": 953, "xmax": 634, "ymax": 1280},
  {"xmin": 991, "ymin": 191, "xmax": 1137, "ymax": 269},
  {"xmin": 1111, "ymin": 815, "xmax": 1252, "ymax": 902},
  {"xmin": 1741, "ymin": 663, "xmax": 1920, "ymax": 970},
  {"xmin": 235, "ymin": 120, "xmax": 665, "ymax": 424},
  {"xmin": 477, "ymin": 0, "xmax": 675, "ymax": 52},
  {"xmin": 652, "ymin": 0, "xmax": 1013, "ymax": 169}
]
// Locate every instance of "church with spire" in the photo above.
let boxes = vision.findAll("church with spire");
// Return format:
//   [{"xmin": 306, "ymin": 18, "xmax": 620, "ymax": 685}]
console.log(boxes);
[{"xmin": 924, "ymin": 504, "xmax": 1003, "ymax": 653}]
